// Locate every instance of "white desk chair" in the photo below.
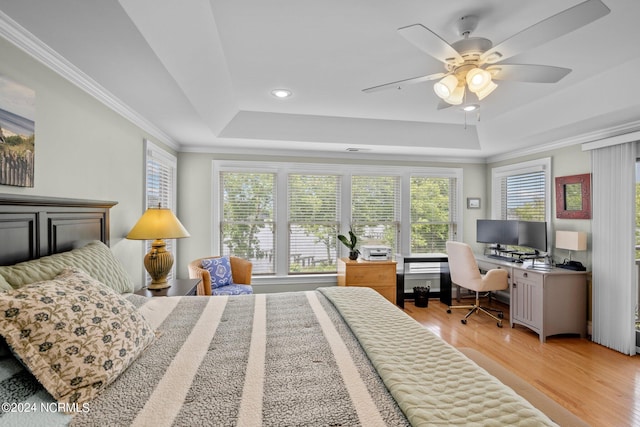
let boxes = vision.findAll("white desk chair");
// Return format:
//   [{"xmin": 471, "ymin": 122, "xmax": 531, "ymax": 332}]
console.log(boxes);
[{"xmin": 446, "ymin": 241, "xmax": 509, "ymax": 327}]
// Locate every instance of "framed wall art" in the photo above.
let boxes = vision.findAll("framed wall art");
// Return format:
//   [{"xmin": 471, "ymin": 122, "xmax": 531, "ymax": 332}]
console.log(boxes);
[
  {"xmin": 467, "ymin": 197, "xmax": 481, "ymax": 209},
  {"xmin": 0, "ymin": 74, "xmax": 35, "ymax": 188},
  {"xmin": 555, "ymin": 173, "xmax": 591, "ymax": 219}
]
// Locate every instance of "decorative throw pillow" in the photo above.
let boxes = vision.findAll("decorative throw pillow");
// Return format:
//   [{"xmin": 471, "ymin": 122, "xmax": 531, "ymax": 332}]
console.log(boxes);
[
  {"xmin": 0, "ymin": 241, "xmax": 134, "ymax": 293},
  {"xmin": 0, "ymin": 267, "xmax": 155, "ymax": 407},
  {"xmin": 0, "ymin": 273, "xmax": 11, "ymax": 292},
  {"xmin": 201, "ymin": 256, "xmax": 234, "ymax": 289}
]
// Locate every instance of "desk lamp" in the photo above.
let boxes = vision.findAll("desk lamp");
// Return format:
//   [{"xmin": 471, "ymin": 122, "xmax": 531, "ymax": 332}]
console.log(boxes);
[
  {"xmin": 126, "ymin": 205, "xmax": 190, "ymax": 289},
  {"xmin": 555, "ymin": 230, "xmax": 587, "ymax": 270}
]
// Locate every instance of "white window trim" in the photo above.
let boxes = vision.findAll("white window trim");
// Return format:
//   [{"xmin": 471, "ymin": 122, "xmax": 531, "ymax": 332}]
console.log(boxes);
[
  {"xmin": 491, "ymin": 157, "xmax": 552, "ymax": 222},
  {"xmin": 212, "ymin": 160, "xmax": 463, "ymax": 280}
]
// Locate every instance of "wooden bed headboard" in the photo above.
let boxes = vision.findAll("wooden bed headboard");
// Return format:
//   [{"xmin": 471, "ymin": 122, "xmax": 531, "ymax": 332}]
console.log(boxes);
[{"xmin": 0, "ymin": 194, "xmax": 117, "ymax": 265}]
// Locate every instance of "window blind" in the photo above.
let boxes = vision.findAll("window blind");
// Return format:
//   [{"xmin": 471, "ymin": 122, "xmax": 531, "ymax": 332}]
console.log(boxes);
[
  {"xmin": 144, "ymin": 141, "xmax": 177, "ymax": 283},
  {"xmin": 215, "ymin": 161, "xmax": 462, "ymax": 278},
  {"xmin": 500, "ymin": 171, "xmax": 546, "ymax": 221},
  {"xmin": 351, "ymin": 175, "xmax": 400, "ymax": 254},
  {"xmin": 220, "ymin": 172, "xmax": 275, "ymax": 274},
  {"xmin": 410, "ymin": 176, "xmax": 457, "ymax": 253},
  {"xmin": 288, "ymin": 174, "xmax": 340, "ymax": 273}
]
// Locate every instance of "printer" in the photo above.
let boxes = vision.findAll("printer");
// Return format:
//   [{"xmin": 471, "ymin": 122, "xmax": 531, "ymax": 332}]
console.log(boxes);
[{"xmin": 360, "ymin": 245, "xmax": 392, "ymax": 261}]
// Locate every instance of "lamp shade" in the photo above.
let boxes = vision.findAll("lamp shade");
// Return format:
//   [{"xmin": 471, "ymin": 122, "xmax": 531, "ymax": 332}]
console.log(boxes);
[
  {"xmin": 555, "ymin": 230, "xmax": 587, "ymax": 251},
  {"xmin": 126, "ymin": 207, "xmax": 190, "ymax": 240},
  {"xmin": 445, "ymin": 85, "xmax": 465, "ymax": 105},
  {"xmin": 433, "ymin": 75, "xmax": 459, "ymax": 99},
  {"xmin": 466, "ymin": 68, "xmax": 492, "ymax": 93},
  {"xmin": 475, "ymin": 80, "xmax": 498, "ymax": 100}
]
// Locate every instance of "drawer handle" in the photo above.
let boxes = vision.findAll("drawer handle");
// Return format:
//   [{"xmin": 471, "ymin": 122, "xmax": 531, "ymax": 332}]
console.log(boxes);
[{"xmin": 523, "ymin": 272, "xmax": 528, "ymax": 278}]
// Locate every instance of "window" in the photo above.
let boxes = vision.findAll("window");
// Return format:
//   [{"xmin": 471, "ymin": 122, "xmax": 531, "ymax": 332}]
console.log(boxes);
[
  {"xmin": 410, "ymin": 176, "xmax": 458, "ymax": 253},
  {"xmin": 288, "ymin": 174, "xmax": 340, "ymax": 273},
  {"xmin": 214, "ymin": 162, "xmax": 462, "ymax": 277},
  {"xmin": 492, "ymin": 158, "xmax": 551, "ymax": 222},
  {"xmin": 220, "ymin": 172, "xmax": 275, "ymax": 275},
  {"xmin": 144, "ymin": 140, "xmax": 178, "ymax": 283},
  {"xmin": 351, "ymin": 175, "xmax": 400, "ymax": 254}
]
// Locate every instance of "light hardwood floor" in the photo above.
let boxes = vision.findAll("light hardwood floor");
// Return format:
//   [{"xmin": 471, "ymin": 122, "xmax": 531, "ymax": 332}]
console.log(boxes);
[{"xmin": 403, "ymin": 297, "xmax": 640, "ymax": 427}]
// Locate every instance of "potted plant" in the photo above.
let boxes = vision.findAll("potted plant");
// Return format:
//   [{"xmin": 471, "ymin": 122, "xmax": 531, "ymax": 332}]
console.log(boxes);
[{"xmin": 338, "ymin": 229, "xmax": 359, "ymax": 260}]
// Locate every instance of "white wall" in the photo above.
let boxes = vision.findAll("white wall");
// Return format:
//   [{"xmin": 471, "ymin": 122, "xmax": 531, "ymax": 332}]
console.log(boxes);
[
  {"xmin": 487, "ymin": 144, "xmax": 592, "ymax": 269},
  {"xmin": 0, "ymin": 37, "xmax": 171, "ymax": 289}
]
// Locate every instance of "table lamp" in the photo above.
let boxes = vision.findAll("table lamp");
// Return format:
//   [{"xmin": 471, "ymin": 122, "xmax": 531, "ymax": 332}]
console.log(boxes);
[
  {"xmin": 555, "ymin": 230, "xmax": 587, "ymax": 270},
  {"xmin": 126, "ymin": 206, "xmax": 190, "ymax": 289}
]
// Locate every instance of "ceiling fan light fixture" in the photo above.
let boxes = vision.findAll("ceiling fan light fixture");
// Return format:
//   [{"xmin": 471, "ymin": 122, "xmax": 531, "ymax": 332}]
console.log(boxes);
[
  {"xmin": 445, "ymin": 85, "xmax": 465, "ymax": 105},
  {"xmin": 433, "ymin": 75, "xmax": 458, "ymax": 99},
  {"xmin": 462, "ymin": 104, "xmax": 479, "ymax": 112},
  {"xmin": 466, "ymin": 68, "xmax": 492, "ymax": 93},
  {"xmin": 475, "ymin": 81, "xmax": 498, "ymax": 100}
]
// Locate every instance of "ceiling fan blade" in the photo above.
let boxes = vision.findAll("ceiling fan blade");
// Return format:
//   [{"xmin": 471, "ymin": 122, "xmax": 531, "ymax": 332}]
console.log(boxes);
[
  {"xmin": 436, "ymin": 100, "xmax": 454, "ymax": 110},
  {"xmin": 487, "ymin": 64, "xmax": 572, "ymax": 83},
  {"xmin": 480, "ymin": 0, "xmax": 610, "ymax": 64},
  {"xmin": 398, "ymin": 24, "xmax": 464, "ymax": 66},
  {"xmin": 362, "ymin": 72, "xmax": 447, "ymax": 93}
]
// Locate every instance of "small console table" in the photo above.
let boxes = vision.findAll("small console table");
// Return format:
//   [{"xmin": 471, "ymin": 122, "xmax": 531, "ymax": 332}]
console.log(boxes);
[{"xmin": 396, "ymin": 254, "xmax": 451, "ymax": 308}]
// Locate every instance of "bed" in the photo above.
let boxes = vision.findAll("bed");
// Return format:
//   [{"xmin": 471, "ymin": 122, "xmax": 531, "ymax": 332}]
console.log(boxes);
[{"xmin": 0, "ymin": 195, "xmax": 559, "ymax": 426}]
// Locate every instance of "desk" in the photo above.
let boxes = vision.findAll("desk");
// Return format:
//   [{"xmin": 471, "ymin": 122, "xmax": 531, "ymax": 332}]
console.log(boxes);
[
  {"xmin": 476, "ymin": 255, "xmax": 588, "ymax": 342},
  {"xmin": 134, "ymin": 278, "xmax": 201, "ymax": 297},
  {"xmin": 396, "ymin": 254, "xmax": 450, "ymax": 308}
]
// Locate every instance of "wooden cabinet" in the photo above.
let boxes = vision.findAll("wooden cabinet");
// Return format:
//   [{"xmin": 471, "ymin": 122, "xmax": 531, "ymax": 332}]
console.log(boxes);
[
  {"xmin": 476, "ymin": 256, "xmax": 587, "ymax": 342},
  {"xmin": 511, "ymin": 269, "xmax": 544, "ymax": 332},
  {"xmin": 337, "ymin": 258, "xmax": 397, "ymax": 304},
  {"xmin": 511, "ymin": 268, "xmax": 587, "ymax": 343}
]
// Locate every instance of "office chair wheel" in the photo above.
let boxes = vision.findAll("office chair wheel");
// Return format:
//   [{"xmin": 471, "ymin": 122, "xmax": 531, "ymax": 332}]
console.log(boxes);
[
  {"xmin": 497, "ymin": 322, "xmax": 503, "ymax": 328},
  {"xmin": 461, "ymin": 319, "xmax": 467, "ymax": 325},
  {"xmin": 447, "ymin": 309, "xmax": 452, "ymax": 314}
]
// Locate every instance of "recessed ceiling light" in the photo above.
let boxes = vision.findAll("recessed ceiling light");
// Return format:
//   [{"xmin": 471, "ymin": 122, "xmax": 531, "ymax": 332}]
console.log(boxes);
[
  {"xmin": 462, "ymin": 104, "xmax": 479, "ymax": 112},
  {"xmin": 271, "ymin": 89, "xmax": 292, "ymax": 99}
]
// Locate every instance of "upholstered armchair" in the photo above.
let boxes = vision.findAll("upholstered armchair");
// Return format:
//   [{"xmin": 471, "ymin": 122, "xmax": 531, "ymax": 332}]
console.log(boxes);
[
  {"xmin": 188, "ymin": 256, "xmax": 253, "ymax": 296},
  {"xmin": 445, "ymin": 241, "xmax": 509, "ymax": 327}
]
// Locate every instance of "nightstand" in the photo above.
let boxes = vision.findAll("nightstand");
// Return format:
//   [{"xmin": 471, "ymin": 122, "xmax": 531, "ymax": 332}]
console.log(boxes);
[{"xmin": 134, "ymin": 278, "xmax": 201, "ymax": 297}]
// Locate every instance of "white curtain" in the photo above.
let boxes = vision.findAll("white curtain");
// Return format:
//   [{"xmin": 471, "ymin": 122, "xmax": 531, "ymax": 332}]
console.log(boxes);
[{"xmin": 591, "ymin": 142, "xmax": 637, "ymax": 355}]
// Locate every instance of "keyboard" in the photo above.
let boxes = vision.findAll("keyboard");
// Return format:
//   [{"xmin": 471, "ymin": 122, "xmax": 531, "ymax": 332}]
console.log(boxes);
[{"xmin": 487, "ymin": 254, "xmax": 517, "ymax": 262}]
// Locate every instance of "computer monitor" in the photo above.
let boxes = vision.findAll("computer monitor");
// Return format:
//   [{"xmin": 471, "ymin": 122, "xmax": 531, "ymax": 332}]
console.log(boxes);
[
  {"xmin": 476, "ymin": 220, "xmax": 519, "ymax": 247},
  {"xmin": 517, "ymin": 221, "xmax": 547, "ymax": 253}
]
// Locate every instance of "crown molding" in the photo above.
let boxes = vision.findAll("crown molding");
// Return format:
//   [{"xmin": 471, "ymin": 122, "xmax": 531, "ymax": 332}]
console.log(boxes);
[
  {"xmin": 180, "ymin": 143, "xmax": 483, "ymax": 164},
  {"xmin": 0, "ymin": 10, "xmax": 179, "ymax": 150},
  {"xmin": 486, "ymin": 119, "xmax": 640, "ymax": 163}
]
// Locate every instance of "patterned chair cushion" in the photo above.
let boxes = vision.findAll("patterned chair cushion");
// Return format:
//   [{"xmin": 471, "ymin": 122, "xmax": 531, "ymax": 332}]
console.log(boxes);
[
  {"xmin": 200, "ymin": 257, "xmax": 234, "ymax": 289},
  {"xmin": 0, "ymin": 267, "xmax": 155, "ymax": 407},
  {"xmin": 211, "ymin": 284, "xmax": 253, "ymax": 296}
]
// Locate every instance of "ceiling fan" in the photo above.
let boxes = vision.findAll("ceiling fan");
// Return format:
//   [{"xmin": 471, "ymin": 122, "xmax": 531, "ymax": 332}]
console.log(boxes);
[{"xmin": 363, "ymin": 0, "xmax": 610, "ymax": 109}]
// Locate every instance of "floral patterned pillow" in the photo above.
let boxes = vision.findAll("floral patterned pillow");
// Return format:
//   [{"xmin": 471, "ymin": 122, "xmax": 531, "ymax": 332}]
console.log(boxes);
[
  {"xmin": 201, "ymin": 256, "xmax": 234, "ymax": 289},
  {"xmin": 0, "ymin": 267, "xmax": 155, "ymax": 406}
]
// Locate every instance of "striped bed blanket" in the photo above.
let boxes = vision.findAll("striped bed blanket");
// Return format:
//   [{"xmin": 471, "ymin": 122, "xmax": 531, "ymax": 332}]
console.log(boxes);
[{"xmin": 0, "ymin": 287, "xmax": 557, "ymax": 426}]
